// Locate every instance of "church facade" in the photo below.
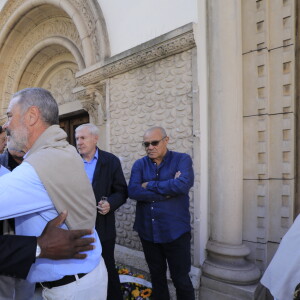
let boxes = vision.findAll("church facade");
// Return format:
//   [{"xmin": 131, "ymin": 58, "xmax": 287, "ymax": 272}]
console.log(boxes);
[{"xmin": 0, "ymin": 0, "xmax": 297, "ymax": 299}]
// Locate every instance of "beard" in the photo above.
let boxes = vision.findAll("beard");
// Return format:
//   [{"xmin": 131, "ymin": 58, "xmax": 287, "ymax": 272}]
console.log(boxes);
[{"xmin": 6, "ymin": 124, "xmax": 29, "ymax": 153}]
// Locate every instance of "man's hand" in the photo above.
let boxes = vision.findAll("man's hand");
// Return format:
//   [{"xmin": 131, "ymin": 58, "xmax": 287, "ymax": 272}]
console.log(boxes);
[
  {"xmin": 142, "ymin": 182, "xmax": 148, "ymax": 189},
  {"xmin": 37, "ymin": 211, "xmax": 95, "ymax": 260},
  {"xmin": 174, "ymin": 171, "xmax": 181, "ymax": 179},
  {"xmin": 97, "ymin": 200, "xmax": 111, "ymax": 215}
]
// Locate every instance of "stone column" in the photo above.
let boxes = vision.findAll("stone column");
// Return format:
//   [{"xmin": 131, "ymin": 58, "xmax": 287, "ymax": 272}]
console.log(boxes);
[
  {"xmin": 78, "ymin": 83, "xmax": 108, "ymax": 149},
  {"xmin": 202, "ymin": 0, "xmax": 260, "ymax": 286}
]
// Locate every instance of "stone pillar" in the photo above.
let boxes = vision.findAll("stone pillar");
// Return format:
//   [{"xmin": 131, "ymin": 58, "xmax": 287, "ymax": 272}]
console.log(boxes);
[
  {"xmin": 78, "ymin": 83, "xmax": 108, "ymax": 149},
  {"xmin": 201, "ymin": 0, "xmax": 261, "ymax": 289}
]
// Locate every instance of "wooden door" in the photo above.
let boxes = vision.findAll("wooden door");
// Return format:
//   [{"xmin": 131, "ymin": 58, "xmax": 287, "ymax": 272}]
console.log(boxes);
[{"xmin": 59, "ymin": 111, "xmax": 89, "ymax": 146}]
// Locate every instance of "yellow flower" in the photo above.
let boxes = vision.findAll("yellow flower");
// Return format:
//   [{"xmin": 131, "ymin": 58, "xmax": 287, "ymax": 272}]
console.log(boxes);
[
  {"xmin": 137, "ymin": 274, "xmax": 144, "ymax": 279},
  {"xmin": 131, "ymin": 288, "xmax": 140, "ymax": 298},
  {"xmin": 141, "ymin": 288, "xmax": 152, "ymax": 298},
  {"xmin": 119, "ymin": 268, "xmax": 129, "ymax": 274}
]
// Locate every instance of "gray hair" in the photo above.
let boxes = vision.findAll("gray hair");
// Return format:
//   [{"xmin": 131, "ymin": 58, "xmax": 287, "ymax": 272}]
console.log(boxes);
[
  {"xmin": 144, "ymin": 126, "xmax": 167, "ymax": 137},
  {"xmin": 12, "ymin": 88, "xmax": 59, "ymax": 125},
  {"xmin": 75, "ymin": 123, "xmax": 99, "ymax": 137}
]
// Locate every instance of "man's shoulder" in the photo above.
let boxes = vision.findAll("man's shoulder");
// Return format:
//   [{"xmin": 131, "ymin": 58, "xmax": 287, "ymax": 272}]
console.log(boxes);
[
  {"xmin": 98, "ymin": 149, "xmax": 120, "ymax": 162},
  {"xmin": 130, "ymin": 156, "xmax": 148, "ymax": 169},
  {"xmin": 13, "ymin": 161, "xmax": 37, "ymax": 174},
  {"xmin": 134, "ymin": 155, "xmax": 148, "ymax": 163},
  {"xmin": 168, "ymin": 150, "xmax": 191, "ymax": 160},
  {"xmin": 1, "ymin": 161, "xmax": 39, "ymax": 183}
]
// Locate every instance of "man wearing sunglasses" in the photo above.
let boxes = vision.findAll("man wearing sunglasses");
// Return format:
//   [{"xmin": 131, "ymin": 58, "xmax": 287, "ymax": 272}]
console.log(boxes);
[{"xmin": 128, "ymin": 126, "xmax": 195, "ymax": 300}]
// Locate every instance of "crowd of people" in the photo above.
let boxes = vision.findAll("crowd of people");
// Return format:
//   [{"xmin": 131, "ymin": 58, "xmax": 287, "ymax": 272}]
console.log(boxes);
[{"xmin": 0, "ymin": 87, "xmax": 195, "ymax": 300}]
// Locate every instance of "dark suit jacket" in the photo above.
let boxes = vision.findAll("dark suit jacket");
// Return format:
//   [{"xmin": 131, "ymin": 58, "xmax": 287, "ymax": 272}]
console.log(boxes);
[
  {"xmin": 0, "ymin": 235, "xmax": 36, "ymax": 279},
  {"xmin": 0, "ymin": 151, "xmax": 8, "ymax": 169},
  {"xmin": 93, "ymin": 149, "xmax": 128, "ymax": 242}
]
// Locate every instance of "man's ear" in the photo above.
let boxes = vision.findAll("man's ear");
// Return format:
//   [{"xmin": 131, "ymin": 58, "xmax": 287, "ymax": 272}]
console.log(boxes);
[{"xmin": 26, "ymin": 106, "xmax": 40, "ymax": 126}]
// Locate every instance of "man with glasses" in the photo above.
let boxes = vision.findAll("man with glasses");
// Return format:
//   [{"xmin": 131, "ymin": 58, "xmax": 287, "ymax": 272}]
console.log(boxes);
[{"xmin": 128, "ymin": 126, "xmax": 195, "ymax": 300}]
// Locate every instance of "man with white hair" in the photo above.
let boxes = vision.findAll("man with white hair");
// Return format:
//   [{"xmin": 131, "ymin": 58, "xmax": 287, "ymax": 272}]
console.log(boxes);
[
  {"xmin": 1, "ymin": 87, "xmax": 107, "ymax": 300},
  {"xmin": 75, "ymin": 123, "xmax": 127, "ymax": 300}
]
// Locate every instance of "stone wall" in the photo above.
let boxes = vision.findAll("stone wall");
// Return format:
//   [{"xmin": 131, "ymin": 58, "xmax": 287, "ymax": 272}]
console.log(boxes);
[
  {"xmin": 242, "ymin": 0, "xmax": 296, "ymax": 271},
  {"xmin": 76, "ymin": 24, "xmax": 201, "ymax": 298},
  {"xmin": 109, "ymin": 50, "xmax": 194, "ymax": 250}
]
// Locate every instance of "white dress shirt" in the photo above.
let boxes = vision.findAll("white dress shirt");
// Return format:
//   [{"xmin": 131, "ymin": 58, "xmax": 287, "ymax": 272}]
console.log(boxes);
[
  {"xmin": 261, "ymin": 214, "xmax": 300, "ymax": 300},
  {"xmin": 0, "ymin": 162, "xmax": 101, "ymax": 283}
]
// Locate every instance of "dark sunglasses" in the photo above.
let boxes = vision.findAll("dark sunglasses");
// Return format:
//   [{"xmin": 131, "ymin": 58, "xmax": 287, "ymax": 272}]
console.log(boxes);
[{"xmin": 142, "ymin": 136, "xmax": 166, "ymax": 148}]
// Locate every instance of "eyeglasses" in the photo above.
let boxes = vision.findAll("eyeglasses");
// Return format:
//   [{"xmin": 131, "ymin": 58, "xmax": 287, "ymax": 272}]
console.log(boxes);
[{"xmin": 142, "ymin": 136, "xmax": 166, "ymax": 148}]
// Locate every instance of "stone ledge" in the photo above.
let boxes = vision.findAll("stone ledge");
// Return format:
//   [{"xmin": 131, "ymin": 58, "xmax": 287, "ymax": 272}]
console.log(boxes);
[
  {"xmin": 76, "ymin": 23, "xmax": 196, "ymax": 86},
  {"xmin": 200, "ymin": 276, "xmax": 266, "ymax": 300}
]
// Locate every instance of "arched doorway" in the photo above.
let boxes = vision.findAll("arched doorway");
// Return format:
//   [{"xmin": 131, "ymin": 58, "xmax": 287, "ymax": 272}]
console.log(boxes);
[{"xmin": 0, "ymin": 0, "xmax": 110, "ymax": 124}]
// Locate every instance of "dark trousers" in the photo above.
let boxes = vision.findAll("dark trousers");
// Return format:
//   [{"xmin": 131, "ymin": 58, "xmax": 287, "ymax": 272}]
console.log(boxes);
[
  {"xmin": 140, "ymin": 232, "xmax": 195, "ymax": 300},
  {"xmin": 101, "ymin": 238, "xmax": 123, "ymax": 300}
]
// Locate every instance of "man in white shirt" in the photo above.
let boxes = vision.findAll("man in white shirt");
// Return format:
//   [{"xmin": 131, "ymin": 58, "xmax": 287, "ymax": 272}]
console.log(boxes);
[{"xmin": 1, "ymin": 87, "xmax": 107, "ymax": 300}]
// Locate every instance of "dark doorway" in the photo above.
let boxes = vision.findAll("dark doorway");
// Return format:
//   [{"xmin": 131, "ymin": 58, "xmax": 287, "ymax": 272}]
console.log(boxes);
[{"xmin": 59, "ymin": 111, "xmax": 89, "ymax": 146}]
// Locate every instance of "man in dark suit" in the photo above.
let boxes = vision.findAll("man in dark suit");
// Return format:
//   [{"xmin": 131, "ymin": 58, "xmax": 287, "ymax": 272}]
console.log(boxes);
[
  {"xmin": 75, "ymin": 123, "xmax": 127, "ymax": 300},
  {"xmin": 0, "ymin": 210, "xmax": 95, "ymax": 279}
]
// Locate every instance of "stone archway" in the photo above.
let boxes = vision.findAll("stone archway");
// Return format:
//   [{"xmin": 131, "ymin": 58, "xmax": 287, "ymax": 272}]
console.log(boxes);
[{"xmin": 0, "ymin": 0, "xmax": 110, "ymax": 121}]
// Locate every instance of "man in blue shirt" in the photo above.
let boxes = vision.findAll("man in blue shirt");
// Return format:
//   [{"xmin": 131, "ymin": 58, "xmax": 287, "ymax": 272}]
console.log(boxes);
[{"xmin": 128, "ymin": 126, "xmax": 195, "ymax": 300}]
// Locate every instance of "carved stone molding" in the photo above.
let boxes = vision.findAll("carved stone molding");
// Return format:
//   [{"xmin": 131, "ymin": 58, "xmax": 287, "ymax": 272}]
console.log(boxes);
[
  {"xmin": 0, "ymin": 0, "xmax": 110, "ymax": 115},
  {"xmin": 44, "ymin": 67, "xmax": 77, "ymax": 105},
  {"xmin": 77, "ymin": 84, "xmax": 106, "ymax": 126},
  {"xmin": 77, "ymin": 28, "xmax": 195, "ymax": 87},
  {"xmin": 2, "ymin": 17, "xmax": 81, "ymax": 107},
  {"xmin": 0, "ymin": 0, "xmax": 108, "ymax": 62}
]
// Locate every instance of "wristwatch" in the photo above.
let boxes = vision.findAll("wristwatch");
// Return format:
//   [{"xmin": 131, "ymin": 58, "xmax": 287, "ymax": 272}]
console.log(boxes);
[{"xmin": 36, "ymin": 243, "xmax": 41, "ymax": 258}]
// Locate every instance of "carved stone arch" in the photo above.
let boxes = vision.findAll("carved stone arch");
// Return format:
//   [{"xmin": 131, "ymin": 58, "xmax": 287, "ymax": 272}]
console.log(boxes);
[
  {"xmin": 0, "ymin": 0, "xmax": 110, "ymax": 117},
  {"xmin": 12, "ymin": 38, "xmax": 84, "ymax": 93},
  {"xmin": 1, "ymin": 19, "xmax": 84, "ymax": 110},
  {"xmin": 35, "ymin": 55, "xmax": 78, "ymax": 88},
  {"xmin": 0, "ymin": 0, "xmax": 109, "ymax": 65}
]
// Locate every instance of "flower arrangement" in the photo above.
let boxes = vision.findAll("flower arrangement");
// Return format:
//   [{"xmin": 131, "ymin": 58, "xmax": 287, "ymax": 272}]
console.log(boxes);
[{"xmin": 117, "ymin": 265, "xmax": 152, "ymax": 300}]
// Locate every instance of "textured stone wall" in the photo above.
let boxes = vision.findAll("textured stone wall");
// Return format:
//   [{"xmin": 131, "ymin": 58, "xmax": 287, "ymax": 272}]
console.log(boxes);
[
  {"xmin": 109, "ymin": 50, "xmax": 194, "ymax": 251},
  {"xmin": 242, "ymin": 0, "xmax": 296, "ymax": 270}
]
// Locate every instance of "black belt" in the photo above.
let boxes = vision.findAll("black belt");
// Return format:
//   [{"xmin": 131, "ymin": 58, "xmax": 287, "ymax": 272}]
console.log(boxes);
[{"xmin": 42, "ymin": 273, "xmax": 87, "ymax": 289}]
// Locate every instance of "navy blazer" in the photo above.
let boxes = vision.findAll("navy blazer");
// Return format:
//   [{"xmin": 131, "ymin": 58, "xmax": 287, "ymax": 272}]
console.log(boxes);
[
  {"xmin": 92, "ymin": 148, "xmax": 128, "ymax": 242},
  {"xmin": 0, "ymin": 235, "xmax": 36, "ymax": 279}
]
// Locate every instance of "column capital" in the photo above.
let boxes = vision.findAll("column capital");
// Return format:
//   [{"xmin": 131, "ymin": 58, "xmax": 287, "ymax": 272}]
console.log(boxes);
[{"xmin": 77, "ymin": 83, "xmax": 106, "ymax": 126}]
